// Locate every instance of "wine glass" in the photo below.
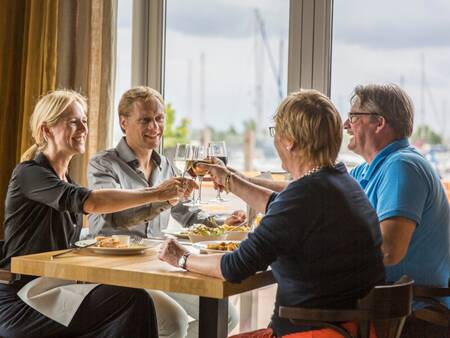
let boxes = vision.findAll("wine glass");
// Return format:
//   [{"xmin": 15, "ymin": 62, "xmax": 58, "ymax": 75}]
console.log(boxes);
[
  {"xmin": 182, "ymin": 145, "xmax": 209, "ymax": 207},
  {"xmin": 174, "ymin": 143, "xmax": 194, "ymax": 203},
  {"xmin": 191, "ymin": 145, "xmax": 210, "ymax": 204},
  {"xmin": 174, "ymin": 143, "xmax": 191, "ymax": 177},
  {"xmin": 208, "ymin": 141, "xmax": 229, "ymax": 202}
]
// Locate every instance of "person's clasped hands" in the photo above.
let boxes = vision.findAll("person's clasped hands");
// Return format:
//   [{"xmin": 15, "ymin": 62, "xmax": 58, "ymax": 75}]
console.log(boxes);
[
  {"xmin": 153, "ymin": 177, "xmax": 198, "ymax": 204},
  {"xmin": 196, "ymin": 158, "xmax": 230, "ymax": 191}
]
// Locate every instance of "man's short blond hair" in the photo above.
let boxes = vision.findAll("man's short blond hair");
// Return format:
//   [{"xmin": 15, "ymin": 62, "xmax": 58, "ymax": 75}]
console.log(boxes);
[
  {"xmin": 117, "ymin": 86, "xmax": 164, "ymax": 133},
  {"xmin": 274, "ymin": 89, "xmax": 342, "ymax": 166}
]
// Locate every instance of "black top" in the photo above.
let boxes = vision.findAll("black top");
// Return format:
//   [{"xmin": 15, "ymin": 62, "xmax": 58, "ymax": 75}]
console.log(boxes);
[
  {"xmin": 0, "ymin": 153, "xmax": 91, "ymax": 269},
  {"xmin": 221, "ymin": 163, "xmax": 385, "ymax": 337}
]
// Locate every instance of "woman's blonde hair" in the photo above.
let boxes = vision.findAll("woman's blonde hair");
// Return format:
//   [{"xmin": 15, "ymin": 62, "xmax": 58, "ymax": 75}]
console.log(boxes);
[
  {"xmin": 274, "ymin": 89, "xmax": 342, "ymax": 166},
  {"xmin": 21, "ymin": 90, "xmax": 88, "ymax": 162}
]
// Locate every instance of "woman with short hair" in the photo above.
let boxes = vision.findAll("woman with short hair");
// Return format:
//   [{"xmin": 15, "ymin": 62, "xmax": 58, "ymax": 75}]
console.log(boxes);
[{"xmin": 159, "ymin": 89, "xmax": 385, "ymax": 337}]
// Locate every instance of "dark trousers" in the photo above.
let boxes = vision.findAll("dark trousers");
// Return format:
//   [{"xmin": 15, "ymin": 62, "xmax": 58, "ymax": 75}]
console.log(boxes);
[
  {"xmin": 0, "ymin": 283, "xmax": 158, "ymax": 338},
  {"xmin": 401, "ymin": 315, "xmax": 449, "ymax": 338}
]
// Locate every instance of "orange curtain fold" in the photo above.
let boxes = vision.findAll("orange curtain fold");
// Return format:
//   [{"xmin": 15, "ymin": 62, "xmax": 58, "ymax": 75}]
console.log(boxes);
[
  {"xmin": 18, "ymin": 0, "xmax": 59, "ymax": 158},
  {"xmin": 0, "ymin": 0, "xmax": 59, "ymax": 238}
]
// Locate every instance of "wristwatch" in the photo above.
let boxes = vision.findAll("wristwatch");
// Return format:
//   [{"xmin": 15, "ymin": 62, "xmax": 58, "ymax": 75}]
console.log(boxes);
[{"xmin": 178, "ymin": 252, "xmax": 191, "ymax": 270}]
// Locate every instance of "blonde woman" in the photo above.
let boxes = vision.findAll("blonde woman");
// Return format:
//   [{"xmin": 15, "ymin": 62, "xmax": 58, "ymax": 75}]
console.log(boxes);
[
  {"xmin": 159, "ymin": 89, "xmax": 385, "ymax": 337},
  {"xmin": 0, "ymin": 90, "xmax": 196, "ymax": 338}
]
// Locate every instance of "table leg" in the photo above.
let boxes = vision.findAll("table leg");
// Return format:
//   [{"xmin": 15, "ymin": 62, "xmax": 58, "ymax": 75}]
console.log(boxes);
[{"xmin": 199, "ymin": 296, "xmax": 228, "ymax": 338}]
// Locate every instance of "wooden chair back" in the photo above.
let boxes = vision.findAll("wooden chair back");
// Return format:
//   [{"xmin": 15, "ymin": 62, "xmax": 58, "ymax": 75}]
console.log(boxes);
[
  {"xmin": 357, "ymin": 279, "xmax": 413, "ymax": 338},
  {"xmin": 412, "ymin": 284, "xmax": 450, "ymax": 327},
  {"xmin": 279, "ymin": 278, "xmax": 413, "ymax": 338}
]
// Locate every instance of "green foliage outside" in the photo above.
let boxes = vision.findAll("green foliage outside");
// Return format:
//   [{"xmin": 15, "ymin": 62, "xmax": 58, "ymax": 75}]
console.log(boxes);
[
  {"xmin": 412, "ymin": 125, "xmax": 443, "ymax": 145},
  {"xmin": 243, "ymin": 119, "xmax": 256, "ymax": 132},
  {"xmin": 163, "ymin": 103, "xmax": 190, "ymax": 148},
  {"xmin": 162, "ymin": 104, "xmax": 258, "ymax": 149}
]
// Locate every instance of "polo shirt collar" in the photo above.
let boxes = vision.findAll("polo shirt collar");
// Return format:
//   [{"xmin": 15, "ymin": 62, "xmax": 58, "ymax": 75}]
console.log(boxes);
[
  {"xmin": 115, "ymin": 137, "xmax": 162, "ymax": 169},
  {"xmin": 363, "ymin": 138, "xmax": 409, "ymax": 181}
]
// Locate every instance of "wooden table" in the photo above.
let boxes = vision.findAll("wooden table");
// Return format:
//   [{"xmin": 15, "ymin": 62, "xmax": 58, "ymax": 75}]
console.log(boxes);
[{"xmin": 11, "ymin": 248, "xmax": 275, "ymax": 338}]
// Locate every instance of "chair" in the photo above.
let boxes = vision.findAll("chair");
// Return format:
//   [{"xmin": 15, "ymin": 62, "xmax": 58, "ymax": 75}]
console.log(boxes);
[
  {"xmin": 0, "ymin": 240, "xmax": 16, "ymax": 284},
  {"xmin": 412, "ymin": 284, "xmax": 450, "ymax": 328},
  {"xmin": 279, "ymin": 278, "xmax": 414, "ymax": 338}
]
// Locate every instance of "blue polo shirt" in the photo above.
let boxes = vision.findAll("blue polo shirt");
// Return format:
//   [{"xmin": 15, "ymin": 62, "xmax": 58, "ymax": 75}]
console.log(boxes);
[{"xmin": 350, "ymin": 139, "xmax": 450, "ymax": 306}]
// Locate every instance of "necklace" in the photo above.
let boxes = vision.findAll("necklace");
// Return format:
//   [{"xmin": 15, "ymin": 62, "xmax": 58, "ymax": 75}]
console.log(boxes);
[{"xmin": 299, "ymin": 164, "xmax": 334, "ymax": 180}]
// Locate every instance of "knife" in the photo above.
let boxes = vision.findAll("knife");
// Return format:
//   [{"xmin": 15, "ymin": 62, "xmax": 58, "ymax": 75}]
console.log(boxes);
[{"xmin": 50, "ymin": 240, "xmax": 98, "ymax": 260}]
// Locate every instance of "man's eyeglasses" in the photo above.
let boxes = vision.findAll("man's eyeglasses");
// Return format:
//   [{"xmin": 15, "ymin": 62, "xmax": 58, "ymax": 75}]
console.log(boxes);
[
  {"xmin": 268, "ymin": 126, "xmax": 275, "ymax": 137},
  {"xmin": 347, "ymin": 112, "xmax": 381, "ymax": 124}
]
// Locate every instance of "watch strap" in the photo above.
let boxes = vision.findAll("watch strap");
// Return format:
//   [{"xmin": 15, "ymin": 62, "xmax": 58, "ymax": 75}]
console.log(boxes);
[{"xmin": 179, "ymin": 252, "xmax": 191, "ymax": 269}]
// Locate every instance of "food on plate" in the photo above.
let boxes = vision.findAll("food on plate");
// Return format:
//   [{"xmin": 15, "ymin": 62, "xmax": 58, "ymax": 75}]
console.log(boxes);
[
  {"xmin": 178, "ymin": 230, "xmax": 190, "ymax": 237},
  {"xmin": 94, "ymin": 236, "xmax": 130, "ymax": 248},
  {"xmin": 220, "ymin": 224, "xmax": 251, "ymax": 232},
  {"xmin": 188, "ymin": 224, "xmax": 224, "ymax": 236},
  {"xmin": 207, "ymin": 241, "xmax": 240, "ymax": 252}
]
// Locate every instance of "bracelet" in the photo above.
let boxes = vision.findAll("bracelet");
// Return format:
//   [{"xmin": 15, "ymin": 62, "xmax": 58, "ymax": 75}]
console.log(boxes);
[{"xmin": 224, "ymin": 173, "xmax": 232, "ymax": 193}]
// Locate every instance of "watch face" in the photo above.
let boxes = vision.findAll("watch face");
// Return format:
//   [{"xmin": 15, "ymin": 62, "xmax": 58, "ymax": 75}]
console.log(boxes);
[
  {"xmin": 178, "ymin": 255, "xmax": 186, "ymax": 268},
  {"xmin": 178, "ymin": 253, "xmax": 190, "ymax": 269}
]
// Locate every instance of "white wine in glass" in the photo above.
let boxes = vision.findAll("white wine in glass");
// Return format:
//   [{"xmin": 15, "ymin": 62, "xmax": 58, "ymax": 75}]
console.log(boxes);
[
  {"xmin": 174, "ymin": 143, "xmax": 192, "ymax": 176},
  {"xmin": 174, "ymin": 143, "xmax": 196, "ymax": 204}
]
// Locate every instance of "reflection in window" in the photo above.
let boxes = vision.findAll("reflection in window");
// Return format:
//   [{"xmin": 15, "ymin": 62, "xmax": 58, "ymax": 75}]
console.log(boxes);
[
  {"xmin": 164, "ymin": 0, "xmax": 289, "ymax": 172},
  {"xmin": 332, "ymin": 0, "xmax": 450, "ymax": 177}
]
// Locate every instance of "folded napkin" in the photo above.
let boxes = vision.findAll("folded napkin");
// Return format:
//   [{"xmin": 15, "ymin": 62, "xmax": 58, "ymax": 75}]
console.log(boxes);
[{"xmin": 18, "ymin": 277, "xmax": 98, "ymax": 326}]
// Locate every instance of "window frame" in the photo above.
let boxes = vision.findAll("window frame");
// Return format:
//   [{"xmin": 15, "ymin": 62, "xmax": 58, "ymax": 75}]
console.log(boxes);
[{"xmin": 129, "ymin": 0, "xmax": 333, "ymax": 151}]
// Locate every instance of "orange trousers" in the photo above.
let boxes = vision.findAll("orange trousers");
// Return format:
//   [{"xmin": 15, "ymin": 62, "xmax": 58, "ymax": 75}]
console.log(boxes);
[{"xmin": 229, "ymin": 322, "xmax": 377, "ymax": 338}]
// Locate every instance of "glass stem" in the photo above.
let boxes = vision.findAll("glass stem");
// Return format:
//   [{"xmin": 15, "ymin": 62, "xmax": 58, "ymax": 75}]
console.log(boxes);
[
  {"xmin": 198, "ymin": 176, "xmax": 204, "ymax": 203},
  {"xmin": 192, "ymin": 182, "xmax": 198, "ymax": 203}
]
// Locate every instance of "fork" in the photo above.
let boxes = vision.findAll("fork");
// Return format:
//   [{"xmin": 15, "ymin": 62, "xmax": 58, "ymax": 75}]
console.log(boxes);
[{"xmin": 50, "ymin": 240, "xmax": 98, "ymax": 260}]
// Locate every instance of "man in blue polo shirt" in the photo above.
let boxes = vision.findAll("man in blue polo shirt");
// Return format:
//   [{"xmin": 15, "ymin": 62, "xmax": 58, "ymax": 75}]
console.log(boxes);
[{"xmin": 345, "ymin": 84, "xmax": 449, "ymax": 337}]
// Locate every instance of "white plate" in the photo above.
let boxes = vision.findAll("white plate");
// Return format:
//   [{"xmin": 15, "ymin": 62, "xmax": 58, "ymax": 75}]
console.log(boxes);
[
  {"xmin": 193, "ymin": 240, "xmax": 241, "ymax": 254},
  {"xmin": 74, "ymin": 239, "xmax": 97, "ymax": 247},
  {"xmin": 74, "ymin": 239, "xmax": 154, "ymax": 255}
]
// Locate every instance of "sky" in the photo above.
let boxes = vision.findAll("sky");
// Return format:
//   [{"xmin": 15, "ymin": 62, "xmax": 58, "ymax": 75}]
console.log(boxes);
[{"xmin": 114, "ymin": 0, "xmax": 450, "ymax": 144}]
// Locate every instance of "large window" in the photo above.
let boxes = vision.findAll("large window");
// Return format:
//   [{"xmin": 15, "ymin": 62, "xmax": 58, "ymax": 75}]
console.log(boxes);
[
  {"xmin": 164, "ymin": 0, "xmax": 289, "ymax": 172},
  {"xmin": 332, "ymin": 0, "xmax": 450, "ymax": 176},
  {"xmin": 113, "ymin": 0, "xmax": 133, "ymax": 146}
]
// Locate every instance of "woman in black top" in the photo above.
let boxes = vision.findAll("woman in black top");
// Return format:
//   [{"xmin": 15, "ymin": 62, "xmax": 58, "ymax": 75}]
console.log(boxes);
[
  {"xmin": 0, "ymin": 90, "xmax": 196, "ymax": 338},
  {"xmin": 159, "ymin": 89, "xmax": 385, "ymax": 337}
]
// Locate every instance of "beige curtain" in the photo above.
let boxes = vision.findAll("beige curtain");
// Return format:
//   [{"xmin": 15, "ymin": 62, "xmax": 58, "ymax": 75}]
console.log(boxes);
[
  {"xmin": 57, "ymin": 0, "xmax": 117, "ymax": 186},
  {"xmin": 0, "ymin": 0, "xmax": 59, "ymax": 238}
]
